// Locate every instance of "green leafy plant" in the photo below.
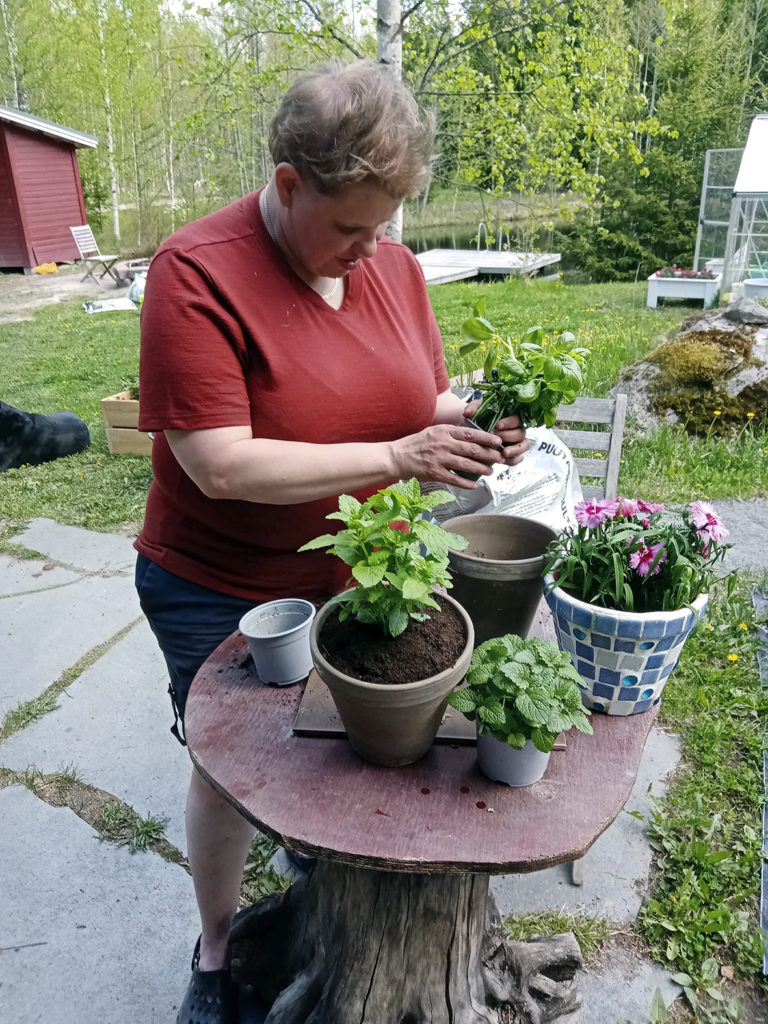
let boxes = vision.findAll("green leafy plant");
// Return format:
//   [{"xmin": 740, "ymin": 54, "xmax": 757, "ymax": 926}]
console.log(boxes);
[
  {"xmin": 298, "ymin": 478, "xmax": 468, "ymax": 638},
  {"xmin": 457, "ymin": 297, "xmax": 590, "ymax": 429},
  {"xmin": 447, "ymin": 633, "xmax": 593, "ymax": 752}
]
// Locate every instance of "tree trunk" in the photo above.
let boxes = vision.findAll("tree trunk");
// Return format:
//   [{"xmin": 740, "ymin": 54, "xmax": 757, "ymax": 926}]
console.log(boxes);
[
  {"xmin": 95, "ymin": 6, "xmax": 120, "ymax": 241},
  {"xmin": 229, "ymin": 861, "xmax": 582, "ymax": 1024},
  {"xmin": 0, "ymin": 0, "xmax": 25, "ymax": 110},
  {"xmin": 378, "ymin": 0, "xmax": 404, "ymax": 243}
]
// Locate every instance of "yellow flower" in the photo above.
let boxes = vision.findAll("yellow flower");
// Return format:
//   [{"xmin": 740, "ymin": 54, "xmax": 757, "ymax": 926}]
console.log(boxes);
[
  {"xmin": 727, "ymin": 653, "xmax": 738, "ymax": 662},
  {"xmin": 739, "ymin": 623, "xmax": 748, "ymax": 631},
  {"xmin": 713, "ymin": 410, "xmax": 721, "ymax": 416},
  {"xmin": 747, "ymin": 412, "xmax": 755, "ymax": 418},
  {"xmin": 705, "ymin": 623, "xmax": 713, "ymax": 630}
]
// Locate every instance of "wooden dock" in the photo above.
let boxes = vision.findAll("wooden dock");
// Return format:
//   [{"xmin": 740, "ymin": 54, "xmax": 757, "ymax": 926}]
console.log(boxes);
[{"xmin": 415, "ymin": 249, "xmax": 561, "ymax": 285}]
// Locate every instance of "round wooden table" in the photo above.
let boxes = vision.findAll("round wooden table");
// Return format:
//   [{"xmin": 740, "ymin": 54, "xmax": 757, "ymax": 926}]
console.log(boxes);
[{"xmin": 186, "ymin": 631, "xmax": 658, "ymax": 1024}]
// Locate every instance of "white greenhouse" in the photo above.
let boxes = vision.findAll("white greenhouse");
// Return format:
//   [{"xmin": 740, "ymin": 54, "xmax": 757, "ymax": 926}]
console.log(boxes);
[{"xmin": 721, "ymin": 114, "xmax": 768, "ymax": 298}]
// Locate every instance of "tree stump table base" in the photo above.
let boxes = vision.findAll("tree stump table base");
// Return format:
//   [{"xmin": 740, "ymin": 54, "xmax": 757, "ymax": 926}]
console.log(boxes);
[{"xmin": 230, "ymin": 861, "xmax": 582, "ymax": 1024}]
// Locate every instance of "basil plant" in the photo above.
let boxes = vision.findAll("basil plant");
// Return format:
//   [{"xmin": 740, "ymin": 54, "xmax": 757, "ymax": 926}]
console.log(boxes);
[{"xmin": 459, "ymin": 298, "xmax": 590, "ymax": 430}]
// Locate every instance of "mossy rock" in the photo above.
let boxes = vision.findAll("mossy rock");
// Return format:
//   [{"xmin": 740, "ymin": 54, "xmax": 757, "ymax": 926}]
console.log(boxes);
[
  {"xmin": 621, "ymin": 321, "xmax": 768, "ymax": 436},
  {"xmin": 647, "ymin": 330, "xmax": 750, "ymax": 385}
]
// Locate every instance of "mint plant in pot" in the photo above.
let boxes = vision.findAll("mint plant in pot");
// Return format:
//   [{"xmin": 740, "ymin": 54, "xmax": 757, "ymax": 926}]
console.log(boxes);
[
  {"xmin": 447, "ymin": 633, "xmax": 593, "ymax": 786},
  {"xmin": 298, "ymin": 478, "xmax": 473, "ymax": 767},
  {"xmin": 543, "ymin": 498, "xmax": 731, "ymax": 715}
]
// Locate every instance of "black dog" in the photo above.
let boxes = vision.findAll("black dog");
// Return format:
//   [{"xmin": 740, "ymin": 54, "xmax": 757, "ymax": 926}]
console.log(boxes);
[{"xmin": 0, "ymin": 401, "xmax": 90, "ymax": 472}]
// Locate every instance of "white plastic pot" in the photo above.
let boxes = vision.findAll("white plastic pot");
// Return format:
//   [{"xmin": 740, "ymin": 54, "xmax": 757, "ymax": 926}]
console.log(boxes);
[
  {"xmin": 239, "ymin": 599, "xmax": 315, "ymax": 685},
  {"xmin": 476, "ymin": 731, "xmax": 551, "ymax": 787}
]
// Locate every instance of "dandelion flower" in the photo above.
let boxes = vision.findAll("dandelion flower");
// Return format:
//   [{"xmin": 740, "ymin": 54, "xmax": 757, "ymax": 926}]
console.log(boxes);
[
  {"xmin": 713, "ymin": 410, "xmax": 721, "ymax": 416},
  {"xmin": 739, "ymin": 623, "xmax": 748, "ymax": 631},
  {"xmin": 705, "ymin": 623, "xmax": 713, "ymax": 630},
  {"xmin": 747, "ymin": 412, "xmax": 755, "ymax": 418},
  {"xmin": 727, "ymin": 653, "xmax": 738, "ymax": 662}
]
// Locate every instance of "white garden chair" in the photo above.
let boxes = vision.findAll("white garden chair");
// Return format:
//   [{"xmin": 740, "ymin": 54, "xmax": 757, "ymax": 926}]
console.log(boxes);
[{"xmin": 69, "ymin": 225, "xmax": 121, "ymax": 285}]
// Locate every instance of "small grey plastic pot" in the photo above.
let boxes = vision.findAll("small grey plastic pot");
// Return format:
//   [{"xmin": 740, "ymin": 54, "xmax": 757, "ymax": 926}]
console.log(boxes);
[
  {"xmin": 239, "ymin": 598, "xmax": 316, "ymax": 685},
  {"xmin": 443, "ymin": 514, "xmax": 557, "ymax": 646},
  {"xmin": 309, "ymin": 594, "xmax": 474, "ymax": 768},
  {"xmin": 476, "ymin": 731, "xmax": 551, "ymax": 787}
]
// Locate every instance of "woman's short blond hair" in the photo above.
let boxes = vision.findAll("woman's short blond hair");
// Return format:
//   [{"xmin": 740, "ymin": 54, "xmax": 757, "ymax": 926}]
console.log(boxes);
[{"xmin": 269, "ymin": 60, "xmax": 435, "ymax": 199}]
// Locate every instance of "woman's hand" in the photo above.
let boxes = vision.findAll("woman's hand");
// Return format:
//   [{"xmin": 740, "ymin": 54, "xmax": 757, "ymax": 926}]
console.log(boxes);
[
  {"xmin": 389, "ymin": 422, "xmax": 505, "ymax": 490},
  {"xmin": 476, "ymin": 408, "xmax": 529, "ymax": 467},
  {"xmin": 462, "ymin": 401, "xmax": 529, "ymax": 466}
]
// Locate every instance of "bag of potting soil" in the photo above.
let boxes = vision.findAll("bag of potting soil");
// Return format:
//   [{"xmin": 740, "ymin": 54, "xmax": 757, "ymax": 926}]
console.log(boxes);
[{"xmin": 430, "ymin": 425, "xmax": 583, "ymax": 533}]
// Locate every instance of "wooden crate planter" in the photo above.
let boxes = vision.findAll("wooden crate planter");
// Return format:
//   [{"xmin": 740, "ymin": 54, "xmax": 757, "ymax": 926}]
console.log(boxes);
[{"xmin": 100, "ymin": 391, "xmax": 152, "ymax": 456}]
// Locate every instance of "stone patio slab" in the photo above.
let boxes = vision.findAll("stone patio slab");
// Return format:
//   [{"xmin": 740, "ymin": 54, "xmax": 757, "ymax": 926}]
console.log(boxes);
[
  {"xmin": 0, "ymin": 784, "xmax": 198, "ymax": 1024},
  {"xmin": 0, "ymin": 574, "xmax": 142, "ymax": 718},
  {"xmin": 14, "ymin": 518, "xmax": 137, "ymax": 574},
  {"xmin": 0, "ymin": 554, "xmax": 83, "ymax": 596},
  {"xmin": 492, "ymin": 727, "xmax": 680, "ymax": 923},
  {"xmin": 0, "ymin": 620, "xmax": 190, "ymax": 853},
  {"xmin": 579, "ymin": 944, "xmax": 682, "ymax": 1024}
]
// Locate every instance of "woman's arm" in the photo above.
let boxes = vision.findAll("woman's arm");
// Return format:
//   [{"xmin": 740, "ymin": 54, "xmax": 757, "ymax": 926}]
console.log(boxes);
[{"xmin": 165, "ymin": 419, "xmax": 506, "ymax": 505}]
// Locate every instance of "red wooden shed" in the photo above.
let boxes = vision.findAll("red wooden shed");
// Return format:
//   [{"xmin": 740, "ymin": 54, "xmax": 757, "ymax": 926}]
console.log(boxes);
[{"xmin": 0, "ymin": 105, "xmax": 97, "ymax": 271}]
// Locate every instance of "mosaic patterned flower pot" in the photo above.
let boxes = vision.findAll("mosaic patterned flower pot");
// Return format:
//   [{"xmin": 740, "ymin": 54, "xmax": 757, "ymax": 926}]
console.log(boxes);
[{"xmin": 544, "ymin": 582, "xmax": 708, "ymax": 715}]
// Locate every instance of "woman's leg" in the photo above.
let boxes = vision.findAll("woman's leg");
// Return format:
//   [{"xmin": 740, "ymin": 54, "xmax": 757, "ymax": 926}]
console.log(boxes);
[{"xmin": 185, "ymin": 768, "xmax": 256, "ymax": 971}]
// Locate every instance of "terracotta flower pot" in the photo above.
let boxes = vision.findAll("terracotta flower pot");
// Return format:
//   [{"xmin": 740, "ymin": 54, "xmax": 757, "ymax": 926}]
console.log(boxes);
[
  {"xmin": 443, "ymin": 514, "xmax": 557, "ymax": 645},
  {"xmin": 545, "ymin": 581, "xmax": 708, "ymax": 715},
  {"xmin": 309, "ymin": 593, "xmax": 474, "ymax": 767}
]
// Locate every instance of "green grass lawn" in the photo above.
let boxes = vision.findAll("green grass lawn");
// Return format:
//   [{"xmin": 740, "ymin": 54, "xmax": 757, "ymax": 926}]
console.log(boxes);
[
  {"xmin": 1, "ymin": 278, "xmax": 766, "ymax": 1014},
  {"xmin": 2, "ymin": 278, "xmax": 766, "ymax": 536}
]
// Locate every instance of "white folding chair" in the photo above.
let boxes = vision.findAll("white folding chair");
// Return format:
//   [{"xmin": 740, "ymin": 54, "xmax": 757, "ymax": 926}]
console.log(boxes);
[{"xmin": 69, "ymin": 225, "xmax": 121, "ymax": 285}]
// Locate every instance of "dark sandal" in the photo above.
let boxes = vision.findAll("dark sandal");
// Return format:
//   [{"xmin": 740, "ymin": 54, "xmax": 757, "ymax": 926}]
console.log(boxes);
[{"xmin": 176, "ymin": 936, "xmax": 236, "ymax": 1024}]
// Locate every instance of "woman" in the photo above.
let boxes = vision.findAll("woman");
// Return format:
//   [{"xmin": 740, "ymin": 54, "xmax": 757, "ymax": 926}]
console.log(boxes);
[{"xmin": 135, "ymin": 59, "xmax": 528, "ymax": 1024}]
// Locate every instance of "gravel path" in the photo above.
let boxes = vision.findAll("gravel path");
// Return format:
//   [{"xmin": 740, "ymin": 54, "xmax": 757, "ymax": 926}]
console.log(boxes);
[{"xmin": 0, "ymin": 264, "xmax": 127, "ymax": 324}]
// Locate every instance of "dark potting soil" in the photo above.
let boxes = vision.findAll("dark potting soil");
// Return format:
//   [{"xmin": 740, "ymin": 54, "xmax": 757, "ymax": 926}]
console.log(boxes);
[{"xmin": 318, "ymin": 594, "xmax": 467, "ymax": 684}]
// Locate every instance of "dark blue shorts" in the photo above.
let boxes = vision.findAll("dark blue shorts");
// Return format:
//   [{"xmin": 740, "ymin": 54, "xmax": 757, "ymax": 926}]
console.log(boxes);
[{"xmin": 135, "ymin": 553, "xmax": 257, "ymax": 743}]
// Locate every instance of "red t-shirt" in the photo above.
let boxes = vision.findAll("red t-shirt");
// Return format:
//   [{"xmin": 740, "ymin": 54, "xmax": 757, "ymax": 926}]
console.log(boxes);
[{"xmin": 134, "ymin": 189, "xmax": 450, "ymax": 601}]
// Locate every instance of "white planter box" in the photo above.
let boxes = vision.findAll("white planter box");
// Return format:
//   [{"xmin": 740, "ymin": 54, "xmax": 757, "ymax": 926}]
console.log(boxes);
[
  {"xmin": 646, "ymin": 273, "xmax": 721, "ymax": 309},
  {"xmin": 743, "ymin": 277, "xmax": 768, "ymax": 299}
]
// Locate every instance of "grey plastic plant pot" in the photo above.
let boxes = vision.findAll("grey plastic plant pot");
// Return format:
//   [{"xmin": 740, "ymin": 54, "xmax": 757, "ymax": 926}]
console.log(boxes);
[
  {"xmin": 309, "ymin": 593, "xmax": 474, "ymax": 768},
  {"xmin": 443, "ymin": 514, "xmax": 557, "ymax": 645},
  {"xmin": 239, "ymin": 598, "xmax": 316, "ymax": 685},
  {"xmin": 476, "ymin": 731, "xmax": 551, "ymax": 787}
]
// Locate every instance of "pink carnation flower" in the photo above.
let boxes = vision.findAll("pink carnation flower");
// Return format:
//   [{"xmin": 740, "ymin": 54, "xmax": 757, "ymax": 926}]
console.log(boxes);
[
  {"xmin": 629, "ymin": 542, "xmax": 666, "ymax": 577},
  {"xmin": 637, "ymin": 499, "xmax": 665, "ymax": 515},
  {"xmin": 690, "ymin": 501, "xmax": 728, "ymax": 543},
  {"xmin": 574, "ymin": 498, "xmax": 619, "ymax": 527},
  {"xmin": 617, "ymin": 498, "xmax": 641, "ymax": 517}
]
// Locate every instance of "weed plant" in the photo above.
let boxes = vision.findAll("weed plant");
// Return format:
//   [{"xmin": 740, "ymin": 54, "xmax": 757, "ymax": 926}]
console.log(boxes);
[
  {"xmin": 96, "ymin": 799, "xmax": 168, "ymax": 853},
  {"xmin": 503, "ymin": 911, "xmax": 609, "ymax": 967},
  {"xmin": 240, "ymin": 833, "xmax": 290, "ymax": 905},
  {"xmin": 638, "ymin": 573, "xmax": 768, "ymax": 995}
]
